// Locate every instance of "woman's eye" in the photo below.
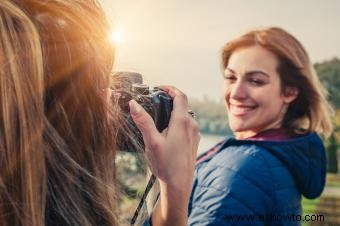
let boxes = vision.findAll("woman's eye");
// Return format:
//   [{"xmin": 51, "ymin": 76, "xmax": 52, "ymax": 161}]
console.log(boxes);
[
  {"xmin": 248, "ymin": 78, "xmax": 265, "ymax": 86},
  {"xmin": 224, "ymin": 75, "xmax": 237, "ymax": 83}
]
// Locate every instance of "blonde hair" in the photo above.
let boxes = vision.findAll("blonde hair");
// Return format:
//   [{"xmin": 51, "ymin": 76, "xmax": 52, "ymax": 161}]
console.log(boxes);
[
  {"xmin": 1, "ymin": 0, "xmax": 118, "ymax": 225},
  {"xmin": 222, "ymin": 27, "xmax": 334, "ymax": 137},
  {"xmin": 1, "ymin": 1, "xmax": 45, "ymax": 225}
]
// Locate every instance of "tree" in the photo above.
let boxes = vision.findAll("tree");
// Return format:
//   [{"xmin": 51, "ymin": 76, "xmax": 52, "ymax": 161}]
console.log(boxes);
[
  {"xmin": 314, "ymin": 58, "xmax": 340, "ymax": 173},
  {"xmin": 189, "ymin": 98, "xmax": 232, "ymax": 135},
  {"xmin": 324, "ymin": 110, "xmax": 340, "ymax": 173},
  {"xmin": 326, "ymin": 133, "xmax": 338, "ymax": 173},
  {"xmin": 315, "ymin": 58, "xmax": 340, "ymax": 108}
]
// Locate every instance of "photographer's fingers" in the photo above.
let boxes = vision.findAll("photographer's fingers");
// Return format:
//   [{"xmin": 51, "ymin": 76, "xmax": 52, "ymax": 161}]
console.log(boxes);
[
  {"xmin": 158, "ymin": 85, "xmax": 199, "ymax": 157},
  {"xmin": 158, "ymin": 85, "xmax": 189, "ymax": 116},
  {"xmin": 159, "ymin": 85, "xmax": 198, "ymax": 135},
  {"xmin": 129, "ymin": 100, "xmax": 161, "ymax": 149}
]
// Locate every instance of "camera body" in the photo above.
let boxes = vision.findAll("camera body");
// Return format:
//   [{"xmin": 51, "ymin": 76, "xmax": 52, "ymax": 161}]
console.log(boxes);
[{"xmin": 112, "ymin": 72, "xmax": 173, "ymax": 152}]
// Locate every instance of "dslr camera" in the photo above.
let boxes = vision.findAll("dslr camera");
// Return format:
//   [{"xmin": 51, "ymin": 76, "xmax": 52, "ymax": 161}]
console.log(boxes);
[{"xmin": 111, "ymin": 72, "xmax": 173, "ymax": 152}]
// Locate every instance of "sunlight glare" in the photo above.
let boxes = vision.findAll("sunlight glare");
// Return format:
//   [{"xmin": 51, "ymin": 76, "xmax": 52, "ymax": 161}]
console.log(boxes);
[{"xmin": 109, "ymin": 28, "xmax": 124, "ymax": 45}]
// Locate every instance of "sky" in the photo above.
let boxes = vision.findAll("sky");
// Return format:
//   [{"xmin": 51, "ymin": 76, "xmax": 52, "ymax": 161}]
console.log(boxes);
[{"xmin": 101, "ymin": 0, "xmax": 340, "ymax": 101}]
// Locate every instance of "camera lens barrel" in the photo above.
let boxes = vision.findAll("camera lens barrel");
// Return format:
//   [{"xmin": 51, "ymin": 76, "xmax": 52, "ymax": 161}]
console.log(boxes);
[
  {"xmin": 132, "ymin": 83, "xmax": 150, "ymax": 95},
  {"xmin": 112, "ymin": 71, "xmax": 143, "ymax": 89},
  {"xmin": 112, "ymin": 71, "xmax": 174, "ymax": 152}
]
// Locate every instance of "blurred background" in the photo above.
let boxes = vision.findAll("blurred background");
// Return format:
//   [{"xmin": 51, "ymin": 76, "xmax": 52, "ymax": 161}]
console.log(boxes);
[{"xmin": 101, "ymin": 0, "xmax": 340, "ymax": 225}]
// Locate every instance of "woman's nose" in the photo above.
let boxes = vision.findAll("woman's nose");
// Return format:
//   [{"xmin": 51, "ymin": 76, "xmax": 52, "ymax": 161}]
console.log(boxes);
[{"xmin": 229, "ymin": 81, "xmax": 248, "ymax": 100}]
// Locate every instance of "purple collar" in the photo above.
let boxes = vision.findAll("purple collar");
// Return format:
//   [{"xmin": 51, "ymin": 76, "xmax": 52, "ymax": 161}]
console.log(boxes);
[
  {"xmin": 245, "ymin": 128, "xmax": 300, "ymax": 141},
  {"xmin": 197, "ymin": 128, "xmax": 301, "ymax": 164}
]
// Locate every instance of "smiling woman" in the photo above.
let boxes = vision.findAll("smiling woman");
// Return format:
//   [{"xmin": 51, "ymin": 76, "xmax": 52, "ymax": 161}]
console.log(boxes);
[
  {"xmin": 223, "ymin": 45, "xmax": 298, "ymax": 139},
  {"xmin": 185, "ymin": 27, "xmax": 334, "ymax": 226}
]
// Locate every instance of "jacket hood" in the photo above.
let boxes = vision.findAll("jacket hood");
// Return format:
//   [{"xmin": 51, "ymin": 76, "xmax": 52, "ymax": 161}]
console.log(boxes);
[{"xmin": 234, "ymin": 133, "xmax": 327, "ymax": 199}]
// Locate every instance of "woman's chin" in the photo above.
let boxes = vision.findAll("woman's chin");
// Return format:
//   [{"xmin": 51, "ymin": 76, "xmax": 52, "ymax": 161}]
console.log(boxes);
[{"xmin": 228, "ymin": 120, "xmax": 249, "ymax": 132}]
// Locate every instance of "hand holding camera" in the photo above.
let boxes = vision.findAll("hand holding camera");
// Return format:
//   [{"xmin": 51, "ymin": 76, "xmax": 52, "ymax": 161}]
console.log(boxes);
[
  {"xmin": 129, "ymin": 85, "xmax": 200, "ymax": 226},
  {"xmin": 112, "ymin": 72, "xmax": 173, "ymax": 152},
  {"xmin": 112, "ymin": 72, "xmax": 200, "ymax": 225},
  {"xmin": 111, "ymin": 71, "xmax": 200, "ymax": 186}
]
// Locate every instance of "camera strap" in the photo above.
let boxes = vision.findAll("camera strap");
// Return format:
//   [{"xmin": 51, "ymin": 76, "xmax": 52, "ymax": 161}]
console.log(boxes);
[{"xmin": 130, "ymin": 174, "xmax": 156, "ymax": 225}]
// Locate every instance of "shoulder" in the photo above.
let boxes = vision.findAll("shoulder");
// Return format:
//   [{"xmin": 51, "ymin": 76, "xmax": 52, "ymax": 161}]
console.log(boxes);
[
  {"xmin": 189, "ymin": 143, "xmax": 276, "ymax": 225},
  {"xmin": 196, "ymin": 143, "xmax": 275, "ymax": 192},
  {"xmin": 193, "ymin": 144, "xmax": 275, "ymax": 209}
]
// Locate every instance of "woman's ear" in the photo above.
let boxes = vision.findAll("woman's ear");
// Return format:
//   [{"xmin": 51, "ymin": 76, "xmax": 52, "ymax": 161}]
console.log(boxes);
[{"xmin": 283, "ymin": 87, "xmax": 299, "ymax": 104}]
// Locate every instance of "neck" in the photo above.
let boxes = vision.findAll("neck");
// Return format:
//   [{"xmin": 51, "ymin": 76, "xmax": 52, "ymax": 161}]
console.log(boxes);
[
  {"xmin": 234, "ymin": 131, "xmax": 257, "ymax": 139},
  {"xmin": 234, "ymin": 125, "xmax": 282, "ymax": 140},
  {"xmin": 234, "ymin": 118, "xmax": 285, "ymax": 139}
]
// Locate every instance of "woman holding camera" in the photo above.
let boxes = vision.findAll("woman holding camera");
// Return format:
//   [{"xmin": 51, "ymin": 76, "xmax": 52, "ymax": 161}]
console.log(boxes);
[
  {"xmin": 0, "ymin": 0, "xmax": 199, "ymax": 226},
  {"xmin": 186, "ymin": 27, "xmax": 333, "ymax": 225}
]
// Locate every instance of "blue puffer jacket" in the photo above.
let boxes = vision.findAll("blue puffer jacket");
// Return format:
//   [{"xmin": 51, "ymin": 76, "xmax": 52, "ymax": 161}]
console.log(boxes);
[{"xmin": 188, "ymin": 132, "xmax": 326, "ymax": 226}]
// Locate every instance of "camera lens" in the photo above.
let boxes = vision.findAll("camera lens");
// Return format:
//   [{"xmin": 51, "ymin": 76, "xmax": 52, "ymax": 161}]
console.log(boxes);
[
  {"xmin": 112, "ymin": 71, "xmax": 143, "ymax": 89},
  {"xmin": 132, "ymin": 84, "xmax": 149, "ymax": 95}
]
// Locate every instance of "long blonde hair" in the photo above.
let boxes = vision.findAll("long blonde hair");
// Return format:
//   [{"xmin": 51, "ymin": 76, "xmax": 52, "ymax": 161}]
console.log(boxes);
[
  {"xmin": 222, "ymin": 27, "xmax": 334, "ymax": 137},
  {"xmin": 0, "ymin": 0, "xmax": 118, "ymax": 225}
]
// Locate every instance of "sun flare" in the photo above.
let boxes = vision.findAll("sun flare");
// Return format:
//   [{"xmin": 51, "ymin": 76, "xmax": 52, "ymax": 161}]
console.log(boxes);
[{"xmin": 109, "ymin": 28, "xmax": 124, "ymax": 45}]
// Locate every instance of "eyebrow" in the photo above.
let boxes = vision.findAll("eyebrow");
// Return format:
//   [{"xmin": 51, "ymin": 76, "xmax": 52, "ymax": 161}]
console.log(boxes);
[{"xmin": 225, "ymin": 67, "xmax": 270, "ymax": 78}]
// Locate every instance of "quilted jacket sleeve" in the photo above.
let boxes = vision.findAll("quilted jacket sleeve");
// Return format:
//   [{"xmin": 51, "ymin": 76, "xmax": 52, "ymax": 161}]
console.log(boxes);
[{"xmin": 188, "ymin": 145, "xmax": 276, "ymax": 226}]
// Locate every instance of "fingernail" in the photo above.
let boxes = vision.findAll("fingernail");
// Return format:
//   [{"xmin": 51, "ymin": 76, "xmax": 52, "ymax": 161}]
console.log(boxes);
[{"xmin": 129, "ymin": 99, "xmax": 142, "ymax": 116}]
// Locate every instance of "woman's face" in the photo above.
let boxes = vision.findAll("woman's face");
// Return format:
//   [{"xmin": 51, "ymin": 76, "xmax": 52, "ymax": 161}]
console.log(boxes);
[{"xmin": 223, "ymin": 45, "xmax": 297, "ymax": 139}]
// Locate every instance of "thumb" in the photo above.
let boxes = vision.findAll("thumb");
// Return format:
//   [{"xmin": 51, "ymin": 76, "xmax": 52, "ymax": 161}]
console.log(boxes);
[{"xmin": 129, "ymin": 100, "xmax": 160, "ymax": 147}]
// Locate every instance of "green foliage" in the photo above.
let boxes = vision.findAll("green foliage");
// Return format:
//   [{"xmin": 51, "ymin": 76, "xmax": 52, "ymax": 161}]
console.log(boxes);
[
  {"xmin": 116, "ymin": 152, "xmax": 146, "ymax": 199},
  {"xmin": 326, "ymin": 133, "xmax": 338, "ymax": 173},
  {"xmin": 189, "ymin": 97, "xmax": 232, "ymax": 135},
  {"xmin": 315, "ymin": 58, "xmax": 340, "ymax": 108},
  {"xmin": 324, "ymin": 109, "xmax": 340, "ymax": 173},
  {"xmin": 301, "ymin": 197, "xmax": 320, "ymax": 226},
  {"xmin": 327, "ymin": 174, "xmax": 340, "ymax": 187},
  {"xmin": 314, "ymin": 58, "xmax": 340, "ymax": 173}
]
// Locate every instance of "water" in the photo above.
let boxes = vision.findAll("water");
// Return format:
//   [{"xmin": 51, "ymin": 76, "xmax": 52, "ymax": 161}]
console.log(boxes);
[{"xmin": 198, "ymin": 133, "xmax": 228, "ymax": 155}]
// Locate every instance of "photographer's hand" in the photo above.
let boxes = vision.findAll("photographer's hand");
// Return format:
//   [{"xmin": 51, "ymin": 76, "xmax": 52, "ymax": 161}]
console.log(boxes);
[{"xmin": 129, "ymin": 86, "xmax": 200, "ymax": 226}]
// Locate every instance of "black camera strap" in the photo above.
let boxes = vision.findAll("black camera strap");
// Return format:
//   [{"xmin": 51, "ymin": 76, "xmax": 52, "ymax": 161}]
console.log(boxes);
[{"xmin": 130, "ymin": 174, "xmax": 156, "ymax": 225}]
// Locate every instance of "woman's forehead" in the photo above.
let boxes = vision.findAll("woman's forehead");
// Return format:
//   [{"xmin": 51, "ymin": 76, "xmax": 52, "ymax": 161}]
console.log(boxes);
[{"xmin": 227, "ymin": 45, "xmax": 279, "ymax": 75}]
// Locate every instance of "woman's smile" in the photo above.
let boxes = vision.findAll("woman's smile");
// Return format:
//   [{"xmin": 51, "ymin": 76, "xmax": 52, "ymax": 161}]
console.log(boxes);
[{"xmin": 229, "ymin": 103, "xmax": 257, "ymax": 116}]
